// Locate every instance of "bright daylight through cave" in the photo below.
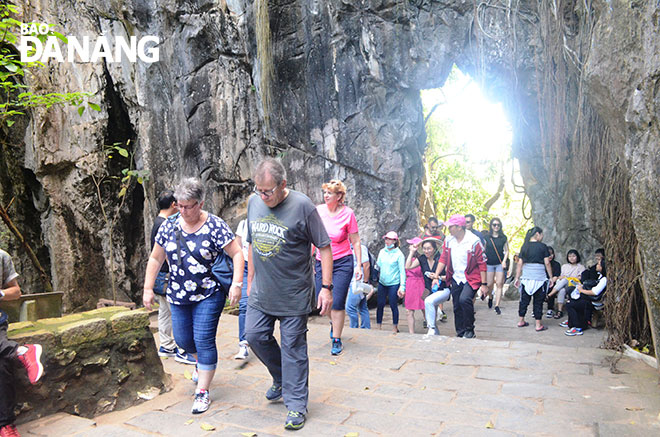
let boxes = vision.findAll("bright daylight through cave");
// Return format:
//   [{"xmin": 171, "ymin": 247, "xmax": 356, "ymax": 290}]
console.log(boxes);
[{"xmin": 421, "ymin": 66, "xmax": 529, "ymax": 252}]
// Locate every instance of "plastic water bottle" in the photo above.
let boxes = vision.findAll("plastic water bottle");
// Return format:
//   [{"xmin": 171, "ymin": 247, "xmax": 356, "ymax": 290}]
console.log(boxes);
[{"xmin": 431, "ymin": 283, "xmax": 439, "ymax": 294}]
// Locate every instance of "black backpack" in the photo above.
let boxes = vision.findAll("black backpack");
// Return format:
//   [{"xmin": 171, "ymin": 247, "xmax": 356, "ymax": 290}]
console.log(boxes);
[{"xmin": 367, "ymin": 249, "xmax": 380, "ymax": 286}]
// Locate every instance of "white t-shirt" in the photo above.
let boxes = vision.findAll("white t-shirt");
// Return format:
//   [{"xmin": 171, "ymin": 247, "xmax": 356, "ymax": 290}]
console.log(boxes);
[
  {"xmin": 446, "ymin": 231, "xmax": 481, "ymax": 284},
  {"xmin": 235, "ymin": 219, "xmax": 249, "ymax": 260},
  {"xmin": 353, "ymin": 243, "xmax": 370, "ymax": 273}
]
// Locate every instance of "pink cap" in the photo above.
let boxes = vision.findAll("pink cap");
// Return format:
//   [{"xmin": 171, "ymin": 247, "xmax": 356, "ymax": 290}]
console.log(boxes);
[
  {"xmin": 382, "ymin": 231, "xmax": 399, "ymax": 240},
  {"xmin": 445, "ymin": 214, "xmax": 466, "ymax": 227},
  {"xmin": 406, "ymin": 237, "xmax": 423, "ymax": 245}
]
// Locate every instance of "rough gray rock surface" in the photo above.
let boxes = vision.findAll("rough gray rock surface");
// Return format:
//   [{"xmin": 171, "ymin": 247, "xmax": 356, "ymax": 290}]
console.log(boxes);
[{"xmin": 2, "ymin": 0, "xmax": 660, "ymax": 363}]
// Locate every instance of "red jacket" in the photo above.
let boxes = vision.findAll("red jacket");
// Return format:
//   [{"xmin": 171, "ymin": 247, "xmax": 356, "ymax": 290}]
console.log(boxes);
[{"xmin": 439, "ymin": 231, "xmax": 487, "ymax": 289}]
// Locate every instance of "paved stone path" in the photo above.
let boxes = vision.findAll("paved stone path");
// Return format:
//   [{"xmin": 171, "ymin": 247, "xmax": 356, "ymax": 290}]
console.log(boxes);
[{"xmin": 18, "ymin": 299, "xmax": 660, "ymax": 436}]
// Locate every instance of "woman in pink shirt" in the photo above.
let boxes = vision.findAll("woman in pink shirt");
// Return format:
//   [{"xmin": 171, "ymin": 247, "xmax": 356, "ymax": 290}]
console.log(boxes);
[{"xmin": 315, "ymin": 180, "xmax": 362, "ymax": 356}]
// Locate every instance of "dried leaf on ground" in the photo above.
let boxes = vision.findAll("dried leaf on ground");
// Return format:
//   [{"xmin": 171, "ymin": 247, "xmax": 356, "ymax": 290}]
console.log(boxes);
[
  {"xmin": 184, "ymin": 419, "xmax": 193, "ymax": 425},
  {"xmin": 200, "ymin": 423, "xmax": 216, "ymax": 431},
  {"xmin": 485, "ymin": 421, "xmax": 495, "ymax": 429}
]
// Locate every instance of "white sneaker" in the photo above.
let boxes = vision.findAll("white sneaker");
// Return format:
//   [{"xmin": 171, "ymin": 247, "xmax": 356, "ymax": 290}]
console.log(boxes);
[
  {"xmin": 234, "ymin": 342, "xmax": 249, "ymax": 360},
  {"xmin": 191, "ymin": 389, "xmax": 210, "ymax": 414},
  {"xmin": 426, "ymin": 328, "xmax": 436, "ymax": 336}
]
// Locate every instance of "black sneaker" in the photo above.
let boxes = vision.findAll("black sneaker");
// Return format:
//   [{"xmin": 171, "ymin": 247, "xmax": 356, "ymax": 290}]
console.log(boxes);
[
  {"xmin": 488, "ymin": 297, "xmax": 493, "ymax": 309},
  {"xmin": 284, "ymin": 411, "xmax": 305, "ymax": 430},
  {"xmin": 265, "ymin": 383, "xmax": 283, "ymax": 401},
  {"xmin": 495, "ymin": 306, "xmax": 501, "ymax": 315},
  {"xmin": 463, "ymin": 330, "xmax": 476, "ymax": 339}
]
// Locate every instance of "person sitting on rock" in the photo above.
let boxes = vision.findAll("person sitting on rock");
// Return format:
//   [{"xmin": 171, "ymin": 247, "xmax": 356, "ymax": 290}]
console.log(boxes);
[
  {"xmin": 1, "ymin": 248, "xmax": 45, "ymax": 437},
  {"xmin": 546, "ymin": 249, "xmax": 585, "ymax": 320},
  {"xmin": 561, "ymin": 258, "xmax": 607, "ymax": 336}
]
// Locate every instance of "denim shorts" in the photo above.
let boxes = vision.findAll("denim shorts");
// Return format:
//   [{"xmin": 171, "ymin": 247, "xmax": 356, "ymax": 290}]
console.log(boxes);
[
  {"xmin": 315, "ymin": 254, "xmax": 354, "ymax": 310},
  {"xmin": 487, "ymin": 264, "xmax": 503, "ymax": 273}
]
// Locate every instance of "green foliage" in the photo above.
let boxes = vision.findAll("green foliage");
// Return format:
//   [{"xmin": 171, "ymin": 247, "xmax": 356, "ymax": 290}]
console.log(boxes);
[
  {"xmin": 425, "ymin": 114, "xmax": 492, "ymax": 223},
  {"xmin": 0, "ymin": 4, "xmax": 99, "ymax": 126},
  {"xmin": 101, "ymin": 141, "xmax": 150, "ymax": 198}
]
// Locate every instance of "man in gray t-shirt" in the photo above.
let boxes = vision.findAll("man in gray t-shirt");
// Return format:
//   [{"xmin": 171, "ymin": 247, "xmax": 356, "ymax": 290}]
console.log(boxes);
[{"xmin": 245, "ymin": 158, "xmax": 333, "ymax": 431}]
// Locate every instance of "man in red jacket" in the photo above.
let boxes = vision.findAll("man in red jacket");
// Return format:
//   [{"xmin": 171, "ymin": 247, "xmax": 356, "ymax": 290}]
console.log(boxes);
[{"xmin": 432, "ymin": 214, "xmax": 488, "ymax": 338}]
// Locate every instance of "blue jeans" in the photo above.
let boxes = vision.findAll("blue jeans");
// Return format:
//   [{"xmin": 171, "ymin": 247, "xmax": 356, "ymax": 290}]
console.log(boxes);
[
  {"xmin": 345, "ymin": 287, "xmax": 371, "ymax": 329},
  {"xmin": 170, "ymin": 289, "xmax": 225, "ymax": 371},
  {"xmin": 376, "ymin": 283, "xmax": 400, "ymax": 325},
  {"xmin": 238, "ymin": 263, "xmax": 249, "ymax": 343}
]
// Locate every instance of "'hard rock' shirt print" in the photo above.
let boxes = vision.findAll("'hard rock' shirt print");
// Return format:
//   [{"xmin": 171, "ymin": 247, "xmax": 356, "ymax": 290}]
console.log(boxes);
[{"xmin": 251, "ymin": 214, "xmax": 289, "ymax": 260}]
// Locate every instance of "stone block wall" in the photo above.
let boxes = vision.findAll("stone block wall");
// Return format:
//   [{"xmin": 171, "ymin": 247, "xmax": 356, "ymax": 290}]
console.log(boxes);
[{"xmin": 7, "ymin": 306, "xmax": 167, "ymax": 424}]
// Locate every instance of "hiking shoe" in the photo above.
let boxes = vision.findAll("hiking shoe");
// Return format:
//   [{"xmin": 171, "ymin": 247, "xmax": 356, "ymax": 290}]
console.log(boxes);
[
  {"xmin": 191, "ymin": 365, "xmax": 199, "ymax": 383},
  {"xmin": 191, "ymin": 389, "xmax": 210, "ymax": 414},
  {"xmin": 158, "ymin": 346, "xmax": 176, "ymax": 357},
  {"xmin": 17, "ymin": 344, "xmax": 43, "ymax": 384},
  {"xmin": 175, "ymin": 349, "xmax": 197, "ymax": 365},
  {"xmin": 0, "ymin": 424, "xmax": 21, "ymax": 437},
  {"xmin": 331, "ymin": 338, "xmax": 343, "ymax": 355},
  {"xmin": 565, "ymin": 327, "xmax": 583, "ymax": 336},
  {"xmin": 284, "ymin": 411, "xmax": 305, "ymax": 430},
  {"xmin": 234, "ymin": 341, "xmax": 249, "ymax": 360},
  {"xmin": 488, "ymin": 297, "xmax": 493, "ymax": 308},
  {"xmin": 266, "ymin": 384, "xmax": 283, "ymax": 401},
  {"xmin": 546, "ymin": 310, "xmax": 554, "ymax": 319},
  {"xmin": 495, "ymin": 306, "xmax": 501, "ymax": 315},
  {"xmin": 559, "ymin": 320, "xmax": 569, "ymax": 328},
  {"xmin": 439, "ymin": 310, "xmax": 447, "ymax": 322}
]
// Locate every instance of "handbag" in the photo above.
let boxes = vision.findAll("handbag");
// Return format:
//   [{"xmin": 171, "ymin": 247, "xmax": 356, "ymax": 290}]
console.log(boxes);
[{"xmin": 176, "ymin": 227, "xmax": 233, "ymax": 295}]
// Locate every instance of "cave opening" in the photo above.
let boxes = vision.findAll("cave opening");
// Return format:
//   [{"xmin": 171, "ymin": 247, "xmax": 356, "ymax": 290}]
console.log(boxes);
[{"xmin": 420, "ymin": 66, "xmax": 529, "ymax": 253}]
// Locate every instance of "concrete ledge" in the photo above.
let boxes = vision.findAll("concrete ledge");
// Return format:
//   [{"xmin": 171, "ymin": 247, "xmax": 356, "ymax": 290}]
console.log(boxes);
[
  {"xmin": 111, "ymin": 309, "xmax": 150, "ymax": 333},
  {"xmin": 58, "ymin": 318, "xmax": 108, "ymax": 346}
]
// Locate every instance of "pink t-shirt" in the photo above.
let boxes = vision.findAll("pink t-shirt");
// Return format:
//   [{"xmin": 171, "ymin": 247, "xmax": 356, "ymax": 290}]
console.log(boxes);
[{"xmin": 315, "ymin": 204, "xmax": 359, "ymax": 261}]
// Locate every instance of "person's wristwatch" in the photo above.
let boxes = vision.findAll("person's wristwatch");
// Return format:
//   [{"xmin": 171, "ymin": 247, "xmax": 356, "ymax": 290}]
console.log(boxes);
[
  {"xmin": 480, "ymin": 282, "xmax": 487, "ymax": 286},
  {"xmin": 321, "ymin": 284, "xmax": 334, "ymax": 291}
]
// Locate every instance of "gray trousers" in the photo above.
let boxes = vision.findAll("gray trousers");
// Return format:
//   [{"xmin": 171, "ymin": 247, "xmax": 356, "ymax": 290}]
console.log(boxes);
[{"xmin": 245, "ymin": 305, "xmax": 309, "ymax": 414}]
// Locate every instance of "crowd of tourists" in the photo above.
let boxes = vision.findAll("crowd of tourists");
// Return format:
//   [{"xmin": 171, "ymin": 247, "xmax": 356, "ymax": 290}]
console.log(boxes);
[
  {"xmin": 0, "ymin": 157, "xmax": 607, "ymax": 435},
  {"xmin": 140, "ymin": 157, "xmax": 608, "ymax": 429}
]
